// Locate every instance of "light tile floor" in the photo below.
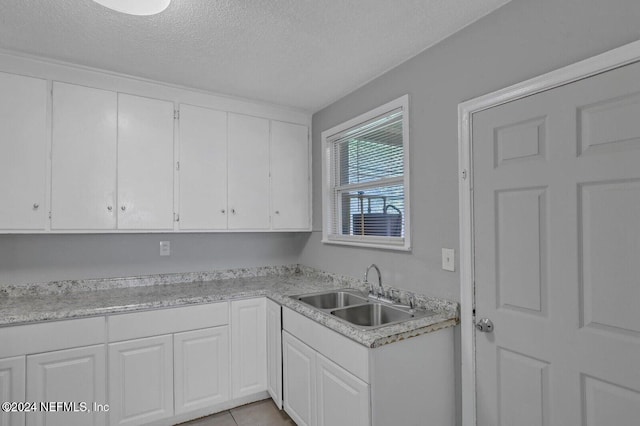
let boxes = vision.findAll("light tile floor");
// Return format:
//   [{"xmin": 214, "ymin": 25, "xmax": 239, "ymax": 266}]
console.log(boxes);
[{"xmin": 178, "ymin": 399, "xmax": 295, "ymax": 426}]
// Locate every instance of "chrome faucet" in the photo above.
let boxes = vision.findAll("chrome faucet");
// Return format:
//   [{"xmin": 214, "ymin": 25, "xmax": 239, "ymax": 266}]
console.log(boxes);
[{"xmin": 365, "ymin": 264, "xmax": 384, "ymax": 298}]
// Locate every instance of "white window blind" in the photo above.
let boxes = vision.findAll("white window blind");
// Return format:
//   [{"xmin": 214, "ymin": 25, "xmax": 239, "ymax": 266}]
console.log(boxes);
[{"xmin": 322, "ymin": 95, "xmax": 410, "ymax": 250}]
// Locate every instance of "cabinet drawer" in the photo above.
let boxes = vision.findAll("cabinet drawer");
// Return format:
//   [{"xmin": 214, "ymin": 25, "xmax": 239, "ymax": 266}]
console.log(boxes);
[
  {"xmin": 108, "ymin": 303, "xmax": 228, "ymax": 342},
  {"xmin": 283, "ymin": 307, "xmax": 369, "ymax": 383},
  {"xmin": 0, "ymin": 317, "xmax": 105, "ymax": 358}
]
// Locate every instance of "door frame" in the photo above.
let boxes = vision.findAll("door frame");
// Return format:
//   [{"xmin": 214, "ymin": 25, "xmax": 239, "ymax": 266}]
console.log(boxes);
[{"xmin": 457, "ymin": 39, "xmax": 640, "ymax": 426}]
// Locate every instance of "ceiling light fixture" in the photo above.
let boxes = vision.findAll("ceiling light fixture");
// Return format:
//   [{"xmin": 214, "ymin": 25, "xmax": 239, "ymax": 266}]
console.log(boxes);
[{"xmin": 92, "ymin": 0, "xmax": 171, "ymax": 16}]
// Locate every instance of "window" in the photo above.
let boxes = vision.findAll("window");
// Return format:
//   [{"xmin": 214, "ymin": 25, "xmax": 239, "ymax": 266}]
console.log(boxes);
[{"xmin": 321, "ymin": 95, "xmax": 410, "ymax": 250}]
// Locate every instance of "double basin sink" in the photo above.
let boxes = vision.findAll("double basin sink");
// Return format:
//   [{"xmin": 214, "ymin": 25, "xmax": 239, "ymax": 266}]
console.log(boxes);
[{"xmin": 290, "ymin": 289, "xmax": 434, "ymax": 330}]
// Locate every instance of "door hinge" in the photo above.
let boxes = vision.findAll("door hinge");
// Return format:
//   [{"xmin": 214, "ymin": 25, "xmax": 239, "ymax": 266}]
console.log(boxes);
[
  {"xmin": 174, "ymin": 212, "xmax": 180, "ymax": 222},
  {"xmin": 48, "ymin": 211, "xmax": 52, "ymax": 219},
  {"xmin": 174, "ymin": 110, "xmax": 180, "ymax": 120},
  {"xmin": 462, "ymin": 169, "xmax": 468, "ymax": 180},
  {"xmin": 176, "ymin": 161, "xmax": 180, "ymax": 171}
]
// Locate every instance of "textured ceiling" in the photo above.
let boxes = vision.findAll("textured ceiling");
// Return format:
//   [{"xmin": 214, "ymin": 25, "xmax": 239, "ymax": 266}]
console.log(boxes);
[{"xmin": 0, "ymin": 0, "xmax": 510, "ymax": 112}]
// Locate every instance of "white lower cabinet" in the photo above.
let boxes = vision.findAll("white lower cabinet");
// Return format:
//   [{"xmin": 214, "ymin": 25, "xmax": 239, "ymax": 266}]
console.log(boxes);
[
  {"xmin": 282, "ymin": 332, "xmax": 317, "ymax": 426},
  {"xmin": 230, "ymin": 298, "xmax": 267, "ymax": 399},
  {"xmin": 108, "ymin": 335, "xmax": 173, "ymax": 426},
  {"xmin": 316, "ymin": 353, "xmax": 369, "ymax": 426},
  {"xmin": 0, "ymin": 356, "xmax": 25, "ymax": 426},
  {"xmin": 283, "ymin": 331, "xmax": 369, "ymax": 426},
  {"xmin": 266, "ymin": 299, "xmax": 282, "ymax": 409},
  {"xmin": 26, "ymin": 345, "xmax": 106, "ymax": 426},
  {"xmin": 174, "ymin": 327, "xmax": 229, "ymax": 415}
]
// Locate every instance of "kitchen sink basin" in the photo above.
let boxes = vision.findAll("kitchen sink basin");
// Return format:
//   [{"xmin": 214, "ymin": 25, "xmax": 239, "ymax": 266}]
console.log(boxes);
[
  {"xmin": 293, "ymin": 290, "xmax": 369, "ymax": 310},
  {"xmin": 330, "ymin": 303, "xmax": 415, "ymax": 328}
]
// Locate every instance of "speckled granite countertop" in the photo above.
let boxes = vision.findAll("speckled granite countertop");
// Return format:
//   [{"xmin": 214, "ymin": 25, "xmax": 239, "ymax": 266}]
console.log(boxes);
[{"xmin": 0, "ymin": 265, "xmax": 459, "ymax": 348}]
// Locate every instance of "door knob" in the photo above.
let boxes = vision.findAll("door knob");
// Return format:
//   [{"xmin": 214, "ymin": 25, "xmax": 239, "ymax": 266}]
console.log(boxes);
[{"xmin": 475, "ymin": 318, "xmax": 494, "ymax": 333}]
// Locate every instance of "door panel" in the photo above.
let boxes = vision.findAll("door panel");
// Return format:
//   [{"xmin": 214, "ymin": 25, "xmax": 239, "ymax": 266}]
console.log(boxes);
[
  {"xmin": 473, "ymin": 60, "xmax": 640, "ymax": 425},
  {"xmin": 282, "ymin": 332, "xmax": 316, "ymax": 426},
  {"xmin": 178, "ymin": 104, "xmax": 228, "ymax": 230},
  {"xmin": 117, "ymin": 93, "xmax": 174, "ymax": 230},
  {"xmin": 51, "ymin": 82, "xmax": 117, "ymax": 230},
  {"xmin": 266, "ymin": 299, "xmax": 282, "ymax": 409},
  {"xmin": 26, "ymin": 345, "xmax": 106, "ymax": 426},
  {"xmin": 270, "ymin": 121, "xmax": 310, "ymax": 230},
  {"xmin": 230, "ymin": 298, "xmax": 267, "ymax": 398},
  {"xmin": 0, "ymin": 72, "xmax": 47, "ymax": 230},
  {"xmin": 0, "ymin": 356, "xmax": 25, "ymax": 426},
  {"xmin": 227, "ymin": 113, "xmax": 270, "ymax": 230}
]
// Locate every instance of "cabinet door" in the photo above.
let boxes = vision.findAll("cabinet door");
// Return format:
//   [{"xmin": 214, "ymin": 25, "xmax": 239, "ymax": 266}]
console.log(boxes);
[
  {"xmin": 282, "ymin": 332, "xmax": 316, "ymax": 426},
  {"xmin": 316, "ymin": 353, "xmax": 369, "ymax": 426},
  {"xmin": 108, "ymin": 335, "xmax": 173, "ymax": 426},
  {"xmin": 174, "ymin": 327, "xmax": 229, "ymax": 415},
  {"xmin": 26, "ymin": 345, "xmax": 106, "ymax": 426},
  {"xmin": 227, "ymin": 113, "xmax": 270, "ymax": 230},
  {"xmin": 117, "ymin": 93, "xmax": 174, "ymax": 230},
  {"xmin": 0, "ymin": 72, "xmax": 47, "ymax": 230},
  {"xmin": 0, "ymin": 356, "xmax": 25, "ymax": 426},
  {"xmin": 230, "ymin": 298, "xmax": 267, "ymax": 398},
  {"xmin": 51, "ymin": 82, "xmax": 117, "ymax": 230},
  {"xmin": 270, "ymin": 121, "xmax": 310, "ymax": 230},
  {"xmin": 178, "ymin": 104, "xmax": 228, "ymax": 230},
  {"xmin": 266, "ymin": 299, "xmax": 283, "ymax": 409}
]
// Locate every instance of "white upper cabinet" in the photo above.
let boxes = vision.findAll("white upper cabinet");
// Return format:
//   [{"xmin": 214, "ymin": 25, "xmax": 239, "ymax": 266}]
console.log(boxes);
[
  {"xmin": 270, "ymin": 121, "xmax": 310, "ymax": 230},
  {"xmin": 51, "ymin": 82, "xmax": 117, "ymax": 230},
  {"xmin": 0, "ymin": 72, "xmax": 47, "ymax": 230},
  {"xmin": 117, "ymin": 93, "xmax": 175, "ymax": 230},
  {"xmin": 178, "ymin": 104, "xmax": 228, "ymax": 230},
  {"xmin": 227, "ymin": 113, "xmax": 270, "ymax": 230}
]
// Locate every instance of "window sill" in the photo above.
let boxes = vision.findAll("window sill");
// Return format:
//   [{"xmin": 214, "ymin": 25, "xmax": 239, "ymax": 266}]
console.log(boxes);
[{"xmin": 321, "ymin": 237, "xmax": 411, "ymax": 252}]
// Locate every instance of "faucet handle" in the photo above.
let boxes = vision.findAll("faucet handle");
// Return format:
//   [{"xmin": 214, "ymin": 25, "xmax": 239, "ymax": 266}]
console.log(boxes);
[
  {"xmin": 389, "ymin": 289, "xmax": 399, "ymax": 303},
  {"xmin": 407, "ymin": 292, "xmax": 416, "ymax": 309}
]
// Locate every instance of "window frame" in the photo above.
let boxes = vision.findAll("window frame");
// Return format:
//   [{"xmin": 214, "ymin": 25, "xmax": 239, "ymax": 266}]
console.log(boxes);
[{"xmin": 321, "ymin": 94, "xmax": 411, "ymax": 251}]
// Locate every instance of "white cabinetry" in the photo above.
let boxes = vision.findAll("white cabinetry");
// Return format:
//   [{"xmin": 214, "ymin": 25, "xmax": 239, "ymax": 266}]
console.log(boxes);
[
  {"xmin": 51, "ymin": 82, "xmax": 117, "ymax": 230},
  {"xmin": 283, "ymin": 307, "xmax": 455, "ymax": 426},
  {"xmin": 174, "ymin": 327, "xmax": 229, "ymax": 415},
  {"xmin": 178, "ymin": 104, "xmax": 228, "ymax": 230},
  {"xmin": 227, "ymin": 114, "xmax": 270, "ymax": 230},
  {"xmin": 282, "ymin": 332, "xmax": 316, "ymax": 426},
  {"xmin": 270, "ymin": 121, "xmax": 310, "ymax": 230},
  {"xmin": 266, "ymin": 298, "xmax": 282, "ymax": 409},
  {"xmin": 316, "ymin": 353, "xmax": 369, "ymax": 426},
  {"xmin": 282, "ymin": 332, "xmax": 369, "ymax": 426},
  {"xmin": 0, "ymin": 72, "xmax": 47, "ymax": 231},
  {"xmin": 108, "ymin": 335, "xmax": 174, "ymax": 426},
  {"xmin": 27, "ymin": 345, "xmax": 106, "ymax": 426},
  {"xmin": 117, "ymin": 93, "xmax": 175, "ymax": 230},
  {"xmin": 0, "ymin": 356, "xmax": 25, "ymax": 426},
  {"xmin": 230, "ymin": 298, "xmax": 267, "ymax": 398}
]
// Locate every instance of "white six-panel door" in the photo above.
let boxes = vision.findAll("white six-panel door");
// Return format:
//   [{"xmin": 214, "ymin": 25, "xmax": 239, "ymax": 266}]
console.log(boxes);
[
  {"xmin": 26, "ymin": 345, "xmax": 106, "ymax": 426},
  {"xmin": 227, "ymin": 113, "xmax": 270, "ymax": 230},
  {"xmin": 0, "ymin": 72, "xmax": 47, "ymax": 230},
  {"xmin": 117, "ymin": 93, "xmax": 174, "ymax": 230},
  {"xmin": 0, "ymin": 356, "xmax": 25, "ymax": 426},
  {"xmin": 178, "ymin": 104, "xmax": 228, "ymax": 230},
  {"xmin": 51, "ymin": 82, "xmax": 117, "ymax": 230},
  {"xmin": 473, "ymin": 60, "xmax": 640, "ymax": 426}
]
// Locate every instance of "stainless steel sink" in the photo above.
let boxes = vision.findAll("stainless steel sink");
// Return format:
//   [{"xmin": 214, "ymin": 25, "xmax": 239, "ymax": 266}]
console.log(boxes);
[
  {"xmin": 290, "ymin": 289, "xmax": 435, "ymax": 330},
  {"xmin": 293, "ymin": 290, "xmax": 369, "ymax": 310},
  {"xmin": 330, "ymin": 303, "xmax": 414, "ymax": 328}
]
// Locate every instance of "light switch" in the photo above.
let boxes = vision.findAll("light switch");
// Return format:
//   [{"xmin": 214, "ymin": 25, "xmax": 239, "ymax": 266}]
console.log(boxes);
[
  {"xmin": 160, "ymin": 241, "xmax": 171, "ymax": 256},
  {"xmin": 442, "ymin": 248, "xmax": 455, "ymax": 272}
]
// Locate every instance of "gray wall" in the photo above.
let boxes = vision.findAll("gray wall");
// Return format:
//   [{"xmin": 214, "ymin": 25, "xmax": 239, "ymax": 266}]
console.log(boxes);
[
  {"xmin": 0, "ymin": 233, "xmax": 309, "ymax": 284},
  {"xmin": 301, "ymin": 1, "xmax": 640, "ymax": 423},
  {"xmin": 301, "ymin": 0, "xmax": 640, "ymax": 300}
]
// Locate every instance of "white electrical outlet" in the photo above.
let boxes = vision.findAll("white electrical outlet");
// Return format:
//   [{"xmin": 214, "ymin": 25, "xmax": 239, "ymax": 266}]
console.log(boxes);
[
  {"xmin": 160, "ymin": 241, "xmax": 171, "ymax": 256},
  {"xmin": 442, "ymin": 248, "xmax": 455, "ymax": 271}
]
